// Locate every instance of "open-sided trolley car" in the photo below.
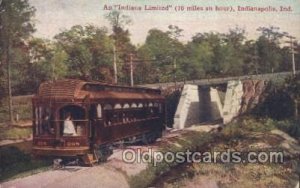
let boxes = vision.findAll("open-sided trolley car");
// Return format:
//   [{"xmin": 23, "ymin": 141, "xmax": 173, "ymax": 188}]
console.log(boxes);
[{"xmin": 32, "ymin": 79, "xmax": 165, "ymax": 164}]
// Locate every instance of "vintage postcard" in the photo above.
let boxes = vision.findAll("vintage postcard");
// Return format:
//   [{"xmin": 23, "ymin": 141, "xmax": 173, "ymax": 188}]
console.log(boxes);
[{"xmin": 0, "ymin": 0, "xmax": 299, "ymax": 187}]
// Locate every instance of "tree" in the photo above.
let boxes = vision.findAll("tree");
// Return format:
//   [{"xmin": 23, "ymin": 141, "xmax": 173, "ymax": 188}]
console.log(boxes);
[
  {"xmin": 105, "ymin": 10, "xmax": 132, "ymax": 30},
  {"xmin": 0, "ymin": 0, "xmax": 35, "ymax": 122},
  {"xmin": 295, "ymin": 42, "xmax": 300, "ymax": 71},
  {"xmin": 180, "ymin": 41, "xmax": 212, "ymax": 79},
  {"xmin": 54, "ymin": 25, "xmax": 114, "ymax": 81},
  {"xmin": 166, "ymin": 25, "xmax": 183, "ymax": 40},
  {"xmin": 105, "ymin": 10, "xmax": 135, "ymax": 85},
  {"xmin": 255, "ymin": 26, "xmax": 289, "ymax": 73},
  {"xmin": 256, "ymin": 36, "xmax": 282, "ymax": 73},
  {"xmin": 257, "ymin": 26, "xmax": 287, "ymax": 44},
  {"xmin": 216, "ymin": 42, "xmax": 244, "ymax": 76},
  {"xmin": 278, "ymin": 46, "xmax": 293, "ymax": 72},
  {"xmin": 15, "ymin": 38, "xmax": 69, "ymax": 94},
  {"xmin": 190, "ymin": 31, "xmax": 245, "ymax": 77},
  {"xmin": 243, "ymin": 40, "xmax": 259, "ymax": 74},
  {"xmin": 224, "ymin": 26, "xmax": 246, "ymax": 49},
  {"xmin": 137, "ymin": 27, "xmax": 184, "ymax": 83},
  {"xmin": 220, "ymin": 27, "xmax": 246, "ymax": 76},
  {"xmin": 284, "ymin": 75, "xmax": 300, "ymax": 119}
]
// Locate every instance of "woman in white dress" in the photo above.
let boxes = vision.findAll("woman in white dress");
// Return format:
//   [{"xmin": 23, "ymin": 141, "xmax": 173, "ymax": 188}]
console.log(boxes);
[{"xmin": 63, "ymin": 113, "xmax": 77, "ymax": 136}]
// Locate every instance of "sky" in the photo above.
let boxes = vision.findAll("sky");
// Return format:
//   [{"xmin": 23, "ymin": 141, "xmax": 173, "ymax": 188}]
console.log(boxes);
[{"xmin": 29, "ymin": 0, "xmax": 300, "ymax": 45}]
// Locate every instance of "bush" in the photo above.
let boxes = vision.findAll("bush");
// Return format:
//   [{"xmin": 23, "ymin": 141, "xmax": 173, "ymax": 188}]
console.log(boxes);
[
  {"xmin": 0, "ymin": 146, "xmax": 51, "ymax": 181},
  {"xmin": 129, "ymin": 131, "xmax": 213, "ymax": 188},
  {"xmin": 241, "ymin": 117, "xmax": 276, "ymax": 132},
  {"xmin": 252, "ymin": 79, "xmax": 297, "ymax": 120},
  {"xmin": 222, "ymin": 116, "xmax": 300, "ymax": 141},
  {"xmin": 0, "ymin": 127, "xmax": 32, "ymax": 140},
  {"xmin": 276, "ymin": 119, "xmax": 300, "ymax": 138},
  {"xmin": 221, "ymin": 116, "xmax": 279, "ymax": 141},
  {"xmin": 222, "ymin": 121, "xmax": 244, "ymax": 140},
  {"xmin": 0, "ymin": 146, "xmax": 30, "ymax": 171}
]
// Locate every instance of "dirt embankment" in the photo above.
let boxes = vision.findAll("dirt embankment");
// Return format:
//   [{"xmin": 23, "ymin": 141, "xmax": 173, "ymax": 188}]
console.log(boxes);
[{"xmin": 152, "ymin": 124, "xmax": 299, "ymax": 188}]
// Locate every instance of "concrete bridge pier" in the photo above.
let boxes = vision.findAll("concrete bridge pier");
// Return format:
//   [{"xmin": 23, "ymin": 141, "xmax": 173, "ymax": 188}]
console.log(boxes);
[
  {"xmin": 173, "ymin": 79, "xmax": 254, "ymax": 129},
  {"xmin": 173, "ymin": 84, "xmax": 224, "ymax": 129}
]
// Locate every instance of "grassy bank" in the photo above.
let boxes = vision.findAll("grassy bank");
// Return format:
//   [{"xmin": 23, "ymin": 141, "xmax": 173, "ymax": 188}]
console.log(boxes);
[
  {"xmin": 0, "ymin": 132, "xmax": 49, "ymax": 182},
  {"xmin": 221, "ymin": 116, "xmax": 300, "ymax": 140},
  {"xmin": 0, "ymin": 127, "xmax": 32, "ymax": 140},
  {"xmin": 0, "ymin": 146, "xmax": 51, "ymax": 182},
  {"xmin": 128, "ymin": 131, "xmax": 214, "ymax": 188},
  {"xmin": 0, "ymin": 96, "xmax": 32, "ymax": 123},
  {"xmin": 129, "ymin": 116, "xmax": 299, "ymax": 188}
]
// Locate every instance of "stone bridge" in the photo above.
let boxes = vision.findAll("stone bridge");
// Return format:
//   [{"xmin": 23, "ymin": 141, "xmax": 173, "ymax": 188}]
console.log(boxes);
[{"xmin": 140, "ymin": 71, "xmax": 299, "ymax": 129}]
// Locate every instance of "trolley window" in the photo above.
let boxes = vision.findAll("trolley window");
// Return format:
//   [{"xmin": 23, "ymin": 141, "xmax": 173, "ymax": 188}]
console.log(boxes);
[
  {"xmin": 34, "ymin": 105, "xmax": 54, "ymax": 136},
  {"xmin": 59, "ymin": 105, "xmax": 87, "ymax": 137}
]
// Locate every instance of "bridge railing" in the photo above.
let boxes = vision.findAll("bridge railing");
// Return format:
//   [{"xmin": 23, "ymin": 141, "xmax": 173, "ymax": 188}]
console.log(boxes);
[{"xmin": 140, "ymin": 71, "xmax": 300, "ymax": 89}]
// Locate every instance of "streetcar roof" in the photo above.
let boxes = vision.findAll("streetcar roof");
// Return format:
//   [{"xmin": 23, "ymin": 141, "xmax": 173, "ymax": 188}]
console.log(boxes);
[{"xmin": 37, "ymin": 79, "xmax": 163, "ymax": 100}]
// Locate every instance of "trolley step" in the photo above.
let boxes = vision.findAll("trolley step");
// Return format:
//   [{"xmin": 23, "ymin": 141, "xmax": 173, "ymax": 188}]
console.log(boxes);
[{"xmin": 82, "ymin": 153, "xmax": 98, "ymax": 165}]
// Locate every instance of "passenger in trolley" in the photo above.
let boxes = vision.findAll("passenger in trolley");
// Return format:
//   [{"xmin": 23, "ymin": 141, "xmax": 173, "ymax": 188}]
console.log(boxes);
[
  {"xmin": 63, "ymin": 112, "xmax": 77, "ymax": 136},
  {"xmin": 41, "ymin": 114, "xmax": 52, "ymax": 135}
]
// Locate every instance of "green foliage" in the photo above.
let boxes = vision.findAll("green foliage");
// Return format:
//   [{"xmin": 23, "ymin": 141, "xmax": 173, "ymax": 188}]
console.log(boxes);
[
  {"xmin": 0, "ymin": 95, "xmax": 32, "ymax": 122},
  {"xmin": 0, "ymin": 127, "xmax": 31, "ymax": 140},
  {"xmin": 222, "ymin": 116, "xmax": 300, "ymax": 142},
  {"xmin": 105, "ymin": 10, "xmax": 132, "ymax": 30},
  {"xmin": 242, "ymin": 117, "xmax": 277, "ymax": 132},
  {"xmin": 0, "ymin": 146, "xmax": 30, "ymax": 170},
  {"xmin": 257, "ymin": 26, "xmax": 287, "ymax": 44},
  {"xmin": 11, "ymin": 38, "xmax": 66, "ymax": 95},
  {"xmin": 0, "ymin": 146, "xmax": 51, "ymax": 181},
  {"xmin": 0, "ymin": 99, "xmax": 9, "ymax": 122},
  {"xmin": 253, "ymin": 76, "xmax": 299, "ymax": 120},
  {"xmin": 255, "ymin": 87, "xmax": 294, "ymax": 120},
  {"xmin": 104, "ymin": 10, "xmax": 136, "ymax": 85},
  {"xmin": 131, "ymin": 116, "xmax": 298, "ymax": 188},
  {"xmin": 184, "ymin": 26, "xmax": 296, "ymax": 80},
  {"xmin": 54, "ymin": 25, "xmax": 114, "ymax": 81},
  {"xmin": 136, "ymin": 27, "xmax": 184, "ymax": 83},
  {"xmin": 0, "ymin": 0, "xmax": 36, "ymax": 97},
  {"xmin": 129, "ymin": 131, "xmax": 212, "ymax": 188},
  {"xmin": 222, "ymin": 121, "xmax": 244, "ymax": 139},
  {"xmin": 179, "ymin": 27, "xmax": 246, "ymax": 79},
  {"xmin": 181, "ymin": 41, "xmax": 212, "ymax": 79},
  {"xmin": 222, "ymin": 116, "xmax": 278, "ymax": 140},
  {"xmin": 0, "ymin": 0, "xmax": 35, "ymax": 39},
  {"xmin": 276, "ymin": 119, "xmax": 300, "ymax": 138},
  {"xmin": 284, "ymin": 75, "xmax": 300, "ymax": 99},
  {"xmin": 256, "ymin": 36, "xmax": 282, "ymax": 73}
]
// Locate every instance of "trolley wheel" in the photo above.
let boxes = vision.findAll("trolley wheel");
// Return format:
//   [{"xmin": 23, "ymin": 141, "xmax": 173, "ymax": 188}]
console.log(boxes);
[
  {"xmin": 94, "ymin": 145, "xmax": 113, "ymax": 163},
  {"xmin": 142, "ymin": 132, "xmax": 157, "ymax": 145}
]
